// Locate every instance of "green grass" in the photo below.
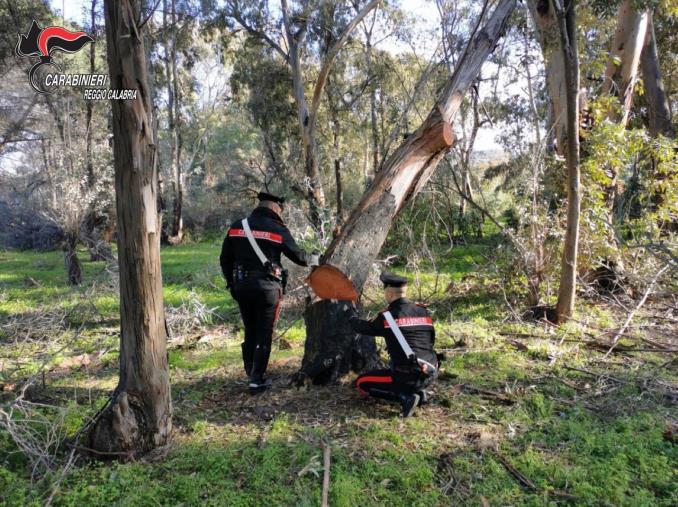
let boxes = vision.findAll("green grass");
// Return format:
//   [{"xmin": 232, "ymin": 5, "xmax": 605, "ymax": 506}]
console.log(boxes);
[{"xmin": 1, "ymin": 240, "xmax": 676, "ymax": 506}]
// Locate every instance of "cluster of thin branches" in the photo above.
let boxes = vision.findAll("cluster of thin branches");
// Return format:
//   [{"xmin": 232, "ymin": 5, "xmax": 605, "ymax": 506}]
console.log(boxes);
[
  {"xmin": 165, "ymin": 290, "xmax": 218, "ymax": 337},
  {"xmin": 0, "ymin": 383, "xmax": 74, "ymax": 480}
]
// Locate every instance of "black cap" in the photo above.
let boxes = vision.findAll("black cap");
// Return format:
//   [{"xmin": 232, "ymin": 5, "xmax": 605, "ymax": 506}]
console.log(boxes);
[
  {"xmin": 257, "ymin": 192, "xmax": 285, "ymax": 205},
  {"xmin": 380, "ymin": 272, "xmax": 408, "ymax": 288}
]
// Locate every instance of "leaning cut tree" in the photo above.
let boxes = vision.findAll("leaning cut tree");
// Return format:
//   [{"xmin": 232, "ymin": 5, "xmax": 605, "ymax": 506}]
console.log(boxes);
[
  {"xmin": 89, "ymin": 0, "xmax": 172, "ymax": 455},
  {"xmin": 297, "ymin": 0, "xmax": 517, "ymax": 384}
]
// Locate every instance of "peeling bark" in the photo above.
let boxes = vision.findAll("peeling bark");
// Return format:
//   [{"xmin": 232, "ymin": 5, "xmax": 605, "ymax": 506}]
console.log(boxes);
[
  {"xmin": 298, "ymin": 0, "xmax": 517, "ymax": 383},
  {"xmin": 90, "ymin": 0, "xmax": 171, "ymax": 457}
]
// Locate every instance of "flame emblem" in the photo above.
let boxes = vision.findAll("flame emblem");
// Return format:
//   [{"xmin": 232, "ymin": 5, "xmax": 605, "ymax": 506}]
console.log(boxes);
[{"xmin": 16, "ymin": 20, "xmax": 94, "ymax": 94}]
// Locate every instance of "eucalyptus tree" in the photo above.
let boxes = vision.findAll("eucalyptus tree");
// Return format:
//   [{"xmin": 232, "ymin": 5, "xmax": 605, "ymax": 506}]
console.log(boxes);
[{"xmin": 90, "ymin": 0, "xmax": 171, "ymax": 456}]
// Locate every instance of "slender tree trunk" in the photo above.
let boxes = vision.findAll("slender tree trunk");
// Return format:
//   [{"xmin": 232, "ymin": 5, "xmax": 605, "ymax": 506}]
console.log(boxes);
[
  {"xmin": 281, "ymin": 0, "xmax": 380, "ymax": 230},
  {"xmin": 86, "ymin": 0, "xmax": 97, "ymax": 187},
  {"xmin": 365, "ymin": 19, "xmax": 380, "ymax": 181},
  {"xmin": 164, "ymin": 0, "xmax": 183, "ymax": 244},
  {"xmin": 603, "ymin": 0, "xmax": 649, "ymax": 126},
  {"xmin": 326, "ymin": 83, "xmax": 344, "ymax": 226},
  {"xmin": 90, "ymin": 0, "xmax": 171, "ymax": 456},
  {"xmin": 64, "ymin": 235, "xmax": 82, "ymax": 285},
  {"xmin": 82, "ymin": 1, "xmax": 114, "ymax": 262},
  {"xmin": 459, "ymin": 86, "xmax": 480, "ymax": 221},
  {"xmin": 554, "ymin": 0, "xmax": 581, "ymax": 323},
  {"xmin": 641, "ymin": 14, "xmax": 674, "ymax": 138},
  {"xmin": 286, "ymin": 31, "xmax": 326, "ymax": 228},
  {"xmin": 527, "ymin": 0, "xmax": 567, "ymax": 156},
  {"xmin": 298, "ymin": 0, "xmax": 516, "ymax": 383}
]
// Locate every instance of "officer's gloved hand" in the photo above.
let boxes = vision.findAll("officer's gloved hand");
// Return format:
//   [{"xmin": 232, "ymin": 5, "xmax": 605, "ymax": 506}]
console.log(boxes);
[
  {"xmin": 309, "ymin": 250, "xmax": 320, "ymax": 267},
  {"xmin": 341, "ymin": 301, "xmax": 356, "ymax": 318}
]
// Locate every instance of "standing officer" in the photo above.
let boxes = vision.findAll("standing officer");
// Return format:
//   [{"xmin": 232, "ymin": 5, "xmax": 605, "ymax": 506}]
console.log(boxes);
[
  {"xmin": 342, "ymin": 272, "xmax": 438, "ymax": 417},
  {"xmin": 220, "ymin": 192, "xmax": 318, "ymax": 393}
]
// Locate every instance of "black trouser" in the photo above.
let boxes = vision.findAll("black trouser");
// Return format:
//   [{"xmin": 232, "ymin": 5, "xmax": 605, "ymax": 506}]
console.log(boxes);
[
  {"xmin": 355, "ymin": 367, "xmax": 436, "ymax": 402},
  {"xmin": 233, "ymin": 276, "xmax": 281, "ymax": 382}
]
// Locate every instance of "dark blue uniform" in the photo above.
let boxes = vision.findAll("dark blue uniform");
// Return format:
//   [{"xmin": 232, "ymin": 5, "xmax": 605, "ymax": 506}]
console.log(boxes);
[
  {"xmin": 345, "ymin": 297, "xmax": 437, "ymax": 406},
  {"xmin": 220, "ymin": 206, "xmax": 311, "ymax": 385}
]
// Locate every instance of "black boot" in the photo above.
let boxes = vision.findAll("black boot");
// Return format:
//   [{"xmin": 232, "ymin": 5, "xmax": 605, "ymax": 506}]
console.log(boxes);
[
  {"xmin": 417, "ymin": 390, "xmax": 429, "ymax": 406},
  {"xmin": 400, "ymin": 393, "xmax": 420, "ymax": 418},
  {"xmin": 241, "ymin": 341, "xmax": 253, "ymax": 377},
  {"xmin": 248, "ymin": 377, "xmax": 272, "ymax": 395}
]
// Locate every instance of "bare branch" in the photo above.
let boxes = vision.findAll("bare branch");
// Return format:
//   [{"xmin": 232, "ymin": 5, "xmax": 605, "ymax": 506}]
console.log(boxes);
[{"xmin": 308, "ymin": 0, "xmax": 382, "ymax": 123}]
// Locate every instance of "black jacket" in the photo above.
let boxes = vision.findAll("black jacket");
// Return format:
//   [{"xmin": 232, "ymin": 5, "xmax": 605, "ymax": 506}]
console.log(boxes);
[
  {"xmin": 346, "ymin": 298, "xmax": 437, "ymax": 368},
  {"xmin": 220, "ymin": 207, "xmax": 310, "ymax": 288}
]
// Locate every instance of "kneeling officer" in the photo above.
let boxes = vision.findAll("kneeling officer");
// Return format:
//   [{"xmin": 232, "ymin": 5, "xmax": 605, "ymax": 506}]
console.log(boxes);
[
  {"xmin": 342, "ymin": 272, "xmax": 438, "ymax": 417},
  {"xmin": 220, "ymin": 192, "xmax": 318, "ymax": 393}
]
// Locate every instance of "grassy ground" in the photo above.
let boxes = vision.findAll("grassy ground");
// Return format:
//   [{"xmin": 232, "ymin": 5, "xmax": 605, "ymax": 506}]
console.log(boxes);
[{"xmin": 0, "ymin": 240, "xmax": 676, "ymax": 506}]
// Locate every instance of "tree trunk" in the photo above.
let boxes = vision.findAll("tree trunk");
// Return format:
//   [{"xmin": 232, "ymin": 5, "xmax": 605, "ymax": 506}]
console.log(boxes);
[
  {"xmin": 527, "ymin": 0, "xmax": 568, "ymax": 156},
  {"xmin": 334, "ymin": 146, "xmax": 343, "ymax": 224},
  {"xmin": 364, "ymin": 18, "xmax": 380, "ymax": 182},
  {"xmin": 554, "ymin": 0, "xmax": 581, "ymax": 323},
  {"xmin": 603, "ymin": 0, "xmax": 649, "ymax": 126},
  {"xmin": 286, "ymin": 30, "xmax": 326, "ymax": 229},
  {"xmin": 90, "ymin": 0, "xmax": 171, "ymax": 457},
  {"xmin": 640, "ymin": 14, "xmax": 674, "ymax": 138},
  {"xmin": 86, "ymin": 0, "xmax": 97, "ymax": 187},
  {"xmin": 63, "ymin": 235, "xmax": 82, "ymax": 286},
  {"xmin": 165, "ymin": 0, "xmax": 183, "ymax": 244},
  {"xmin": 80, "ymin": 0, "xmax": 112, "ymax": 262},
  {"xmin": 297, "ymin": 0, "xmax": 516, "ymax": 383},
  {"xmin": 281, "ymin": 0, "xmax": 379, "ymax": 230}
]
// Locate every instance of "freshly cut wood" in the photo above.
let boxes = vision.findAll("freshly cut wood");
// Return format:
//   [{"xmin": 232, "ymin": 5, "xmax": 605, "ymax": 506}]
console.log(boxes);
[
  {"xmin": 298, "ymin": 0, "xmax": 517, "ymax": 383},
  {"xmin": 89, "ymin": 0, "xmax": 171, "ymax": 457},
  {"xmin": 307, "ymin": 265, "xmax": 359, "ymax": 302}
]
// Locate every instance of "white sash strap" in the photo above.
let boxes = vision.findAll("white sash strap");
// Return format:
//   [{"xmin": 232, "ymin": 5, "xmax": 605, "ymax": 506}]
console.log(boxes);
[
  {"xmin": 383, "ymin": 311, "xmax": 437, "ymax": 372},
  {"xmin": 242, "ymin": 218, "xmax": 269, "ymax": 267},
  {"xmin": 383, "ymin": 311, "xmax": 415, "ymax": 359}
]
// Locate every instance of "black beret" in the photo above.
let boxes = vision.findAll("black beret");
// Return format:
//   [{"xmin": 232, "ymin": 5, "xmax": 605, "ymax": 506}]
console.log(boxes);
[
  {"xmin": 257, "ymin": 192, "xmax": 285, "ymax": 205},
  {"xmin": 380, "ymin": 272, "xmax": 408, "ymax": 288}
]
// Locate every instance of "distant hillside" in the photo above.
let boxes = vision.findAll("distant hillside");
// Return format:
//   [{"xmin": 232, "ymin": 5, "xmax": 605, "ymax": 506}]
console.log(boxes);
[{"xmin": 471, "ymin": 148, "xmax": 510, "ymax": 170}]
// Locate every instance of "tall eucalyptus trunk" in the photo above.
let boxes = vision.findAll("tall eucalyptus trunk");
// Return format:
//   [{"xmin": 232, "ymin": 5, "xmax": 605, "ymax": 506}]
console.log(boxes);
[{"xmin": 90, "ymin": 0, "xmax": 171, "ymax": 456}]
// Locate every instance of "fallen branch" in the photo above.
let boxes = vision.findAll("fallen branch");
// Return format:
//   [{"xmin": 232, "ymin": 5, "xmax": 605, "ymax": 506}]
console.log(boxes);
[
  {"xmin": 493, "ymin": 451, "xmax": 582, "ymax": 502},
  {"xmin": 459, "ymin": 384, "xmax": 515, "ymax": 405},
  {"xmin": 321, "ymin": 440, "xmax": 331, "ymax": 507},
  {"xmin": 493, "ymin": 451, "xmax": 536, "ymax": 490}
]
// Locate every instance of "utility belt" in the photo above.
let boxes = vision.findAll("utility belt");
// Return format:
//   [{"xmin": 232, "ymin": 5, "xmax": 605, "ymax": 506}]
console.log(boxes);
[{"xmin": 233, "ymin": 263, "xmax": 289, "ymax": 293}]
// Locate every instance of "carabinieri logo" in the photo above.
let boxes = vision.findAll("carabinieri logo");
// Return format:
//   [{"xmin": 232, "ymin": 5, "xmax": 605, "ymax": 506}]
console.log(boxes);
[{"xmin": 16, "ymin": 20, "xmax": 94, "ymax": 94}]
